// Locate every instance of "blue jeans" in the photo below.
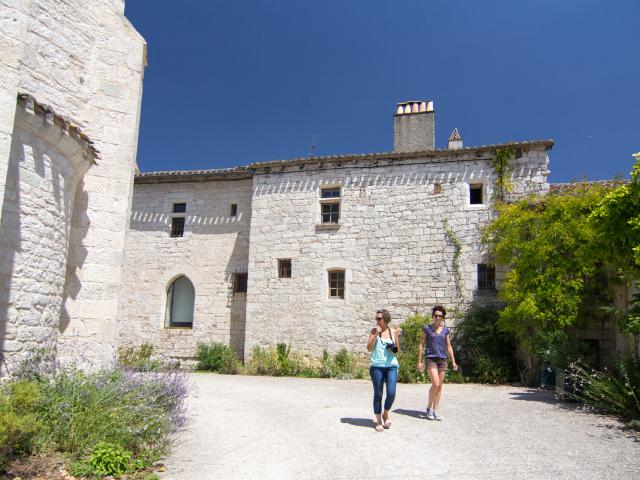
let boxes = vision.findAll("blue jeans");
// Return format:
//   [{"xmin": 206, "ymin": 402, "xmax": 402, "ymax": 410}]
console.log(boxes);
[{"xmin": 369, "ymin": 366, "xmax": 398, "ymax": 414}]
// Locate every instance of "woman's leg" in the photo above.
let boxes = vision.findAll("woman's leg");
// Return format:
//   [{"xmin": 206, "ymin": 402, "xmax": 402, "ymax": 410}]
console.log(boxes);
[
  {"xmin": 426, "ymin": 366, "xmax": 442, "ymax": 410},
  {"xmin": 382, "ymin": 367, "xmax": 398, "ymax": 427},
  {"xmin": 433, "ymin": 369, "xmax": 446, "ymax": 410},
  {"xmin": 369, "ymin": 366, "xmax": 384, "ymax": 429}
]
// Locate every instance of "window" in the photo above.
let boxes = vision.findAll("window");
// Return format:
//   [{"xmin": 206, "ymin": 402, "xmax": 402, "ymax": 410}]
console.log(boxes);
[
  {"xmin": 328, "ymin": 270, "xmax": 345, "ymax": 299},
  {"xmin": 320, "ymin": 187, "xmax": 341, "ymax": 224},
  {"xmin": 433, "ymin": 183, "xmax": 442, "ymax": 195},
  {"xmin": 470, "ymin": 184, "xmax": 483, "ymax": 204},
  {"xmin": 233, "ymin": 272, "xmax": 248, "ymax": 295},
  {"xmin": 278, "ymin": 259, "xmax": 292, "ymax": 278},
  {"xmin": 230, "ymin": 203, "xmax": 238, "ymax": 217},
  {"xmin": 170, "ymin": 202, "xmax": 186, "ymax": 237},
  {"xmin": 165, "ymin": 275, "xmax": 195, "ymax": 328},
  {"xmin": 477, "ymin": 264, "xmax": 496, "ymax": 290},
  {"xmin": 170, "ymin": 217, "xmax": 185, "ymax": 237}
]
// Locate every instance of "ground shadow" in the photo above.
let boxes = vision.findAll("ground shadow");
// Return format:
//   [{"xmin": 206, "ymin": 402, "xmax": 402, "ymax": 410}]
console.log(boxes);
[
  {"xmin": 508, "ymin": 388, "xmax": 567, "ymax": 405},
  {"xmin": 340, "ymin": 417, "xmax": 376, "ymax": 429},
  {"xmin": 392, "ymin": 408, "xmax": 428, "ymax": 419}
]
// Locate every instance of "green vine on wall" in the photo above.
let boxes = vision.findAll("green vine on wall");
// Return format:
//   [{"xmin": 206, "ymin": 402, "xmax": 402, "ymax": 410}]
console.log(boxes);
[
  {"xmin": 443, "ymin": 220, "xmax": 463, "ymax": 301},
  {"xmin": 493, "ymin": 147, "xmax": 515, "ymax": 202}
]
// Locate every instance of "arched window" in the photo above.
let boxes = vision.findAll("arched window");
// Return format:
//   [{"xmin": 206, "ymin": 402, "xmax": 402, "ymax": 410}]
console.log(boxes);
[{"xmin": 165, "ymin": 275, "xmax": 195, "ymax": 328}]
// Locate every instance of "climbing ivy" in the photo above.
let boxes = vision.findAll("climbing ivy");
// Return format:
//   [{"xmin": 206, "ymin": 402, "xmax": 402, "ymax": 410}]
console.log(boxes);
[
  {"xmin": 492, "ymin": 147, "xmax": 515, "ymax": 202},
  {"xmin": 443, "ymin": 220, "xmax": 463, "ymax": 301}
]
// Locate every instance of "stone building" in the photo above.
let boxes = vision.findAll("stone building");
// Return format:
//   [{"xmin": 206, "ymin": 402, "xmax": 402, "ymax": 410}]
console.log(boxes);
[
  {"xmin": 0, "ymin": 0, "xmax": 146, "ymax": 374},
  {"xmin": 1, "ymin": 1, "xmax": 634, "ymax": 372},
  {"xmin": 118, "ymin": 101, "xmax": 552, "ymax": 361}
]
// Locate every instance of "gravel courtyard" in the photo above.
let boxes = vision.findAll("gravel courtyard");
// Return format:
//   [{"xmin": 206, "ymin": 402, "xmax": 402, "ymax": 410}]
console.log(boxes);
[{"xmin": 161, "ymin": 374, "xmax": 640, "ymax": 480}]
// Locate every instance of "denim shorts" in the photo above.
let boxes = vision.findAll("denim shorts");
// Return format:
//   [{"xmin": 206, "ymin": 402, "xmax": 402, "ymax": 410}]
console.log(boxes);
[{"xmin": 425, "ymin": 357, "xmax": 448, "ymax": 372}]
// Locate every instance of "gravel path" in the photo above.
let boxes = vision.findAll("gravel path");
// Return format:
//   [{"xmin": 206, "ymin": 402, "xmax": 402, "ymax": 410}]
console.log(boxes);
[{"xmin": 160, "ymin": 374, "xmax": 640, "ymax": 480}]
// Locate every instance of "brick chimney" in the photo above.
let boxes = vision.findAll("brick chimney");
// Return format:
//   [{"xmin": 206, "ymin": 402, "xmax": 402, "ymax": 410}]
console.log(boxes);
[{"xmin": 393, "ymin": 100, "xmax": 435, "ymax": 152}]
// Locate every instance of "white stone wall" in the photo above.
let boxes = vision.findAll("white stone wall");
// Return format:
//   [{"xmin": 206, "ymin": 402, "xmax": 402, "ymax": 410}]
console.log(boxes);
[
  {"xmin": 0, "ymin": 0, "xmax": 146, "ymax": 369},
  {"xmin": 245, "ymin": 148, "xmax": 549, "ymax": 357},
  {"xmin": 117, "ymin": 179, "xmax": 252, "ymax": 360},
  {"xmin": 0, "ymin": 105, "xmax": 92, "ymax": 372}
]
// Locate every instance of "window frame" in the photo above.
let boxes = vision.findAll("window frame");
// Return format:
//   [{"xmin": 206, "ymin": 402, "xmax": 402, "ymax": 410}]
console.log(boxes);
[
  {"xmin": 170, "ymin": 216, "xmax": 185, "ymax": 237},
  {"xmin": 278, "ymin": 259, "xmax": 292, "ymax": 279},
  {"xmin": 233, "ymin": 272, "xmax": 248, "ymax": 297},
  {"xmin": 319, "ymin": 186, "xmax": 341, "ymax": 225},
  {"xmin": 165, "ymin": 275, "xmax": 195, "ymax": 328},
  {"xmin": 477, "ymin": 263, "xmax": 496, "ymax": 291},
  {"xmin": 328, "ymin": 269, "xmax": 345, "ymax": 299},
  {"xmin": 469, "ymin": 183, "xmax": 484, "ymax": 205}
]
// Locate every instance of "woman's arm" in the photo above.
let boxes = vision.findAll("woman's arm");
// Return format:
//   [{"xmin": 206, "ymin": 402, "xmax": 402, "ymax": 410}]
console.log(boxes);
[
  {"xmin": 366, "ymin": 327, "xmax": 379, "ymax": 352},
  {"xmin": 393, "ymin": 328, "xmax": 400, "ymax": 352},
  {"xmin": 446, "ymin": 334, "xmax": 458, "ymax": 371},
  {"xmin": 416, "ymin": 332, "xmax": 426, "ymax": 371}
]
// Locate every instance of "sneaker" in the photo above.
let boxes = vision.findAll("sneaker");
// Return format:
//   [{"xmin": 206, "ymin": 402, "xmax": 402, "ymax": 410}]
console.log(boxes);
[
  {"xmin": 432, "ymin": 410, "xmax": 443, "ymax": 421},
  {"xmin": 426, "ymin": 408, "xmax": 435, "ymax": 420}
]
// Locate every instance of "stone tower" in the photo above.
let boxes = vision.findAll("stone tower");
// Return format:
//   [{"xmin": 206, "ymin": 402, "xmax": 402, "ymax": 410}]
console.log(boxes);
[{"xmin": 0, "ymin": 0, "xmax": 146, "ymax": 374}]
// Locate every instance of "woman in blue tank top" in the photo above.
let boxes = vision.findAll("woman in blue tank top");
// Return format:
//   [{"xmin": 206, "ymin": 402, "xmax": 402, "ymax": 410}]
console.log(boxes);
[
  {"xmin": 417, "ymin": 305, "xmax": 458, "ymax": 421},
  {"xmin": 366, "ymin": 309, "xmax": 399, "ymax": 432}
]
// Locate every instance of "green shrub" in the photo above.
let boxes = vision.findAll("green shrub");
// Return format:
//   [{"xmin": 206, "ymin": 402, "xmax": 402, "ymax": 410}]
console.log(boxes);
[
  {"xmin": 0, "ymin": 381, "xmax": 42, "ymax": 469},
  {"xmin": 567, "ymin": 358, "xmax": 640, "ymax": 422},
  {"xmin": 316, "ymin": 348, "xmax": 365, "ymax": 379},
  {"xmin": 453, "ymin": 305, "xmax": 518, "ymax": 383},
  {"xmin": 196, "ymin": 342, "xmax": 241, "ymax": 374},
  {"xmin": 246, "ymin": 345, "xmax": 365, "ymax": 379},
  {"xmin": 34, "ymin": 367, "xmax": 187, "ymax": 471},
  {"xmin": 397, "ymin": 313, "xmax": 429, "ymax": 383},
  {"xmin": 247, "ymin": 344, "xmax": 305, "ymax": 377},
  {"xmin": 87, "ymin": 441, "xmax": 132, "ymax": 476},
  {"xmin": 118, "ymin": 343, "xmax": 162, "ymax": 371}
]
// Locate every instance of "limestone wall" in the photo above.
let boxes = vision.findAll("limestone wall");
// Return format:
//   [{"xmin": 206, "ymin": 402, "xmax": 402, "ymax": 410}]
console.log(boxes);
[
  {"xmin": 0, "ymin": 0, "xmax": 146, "ymax": 369},
  {"xmin": 245, "ymin": 148, "xmax": 549, "ymax": 357},
  {"xmin": 118, "ymin": 178, "xmax": 252, "ymax": 360},
  {"xmin": 0, "ymin": 101, "xmax": 93, "ymax": 372}
]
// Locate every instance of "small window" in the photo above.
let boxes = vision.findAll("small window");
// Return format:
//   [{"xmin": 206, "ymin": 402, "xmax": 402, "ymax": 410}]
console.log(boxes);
[
  {"xmin": 320, "ymin": 187, "xmax": 341, "ymax": 224},
  {"xmin": 328, "ymin": 270, "xmax": 345, "ymax": 299},
  {"xmin": 230, "ymin": 204, "xmax": 238, "ymax": 217},
  {"xmin": 433, "ymin": 183, "xmax": 442, "ymax": 195},
  {"xmin": 173, "ymin": 202, "xmax": 186, "ymax": 213},
  {"xmin": 278, "ymin": 259, "xmax": 292, "ymax": 278},
  {"xmin": 470, "ymin": 184, "xmax": 483, "ymax": 204},
  {"xmin": 477, "ymin": 264, "xmax": 495, "ymax": 290},
  {"xmin": 233, "ymin": 272, "xmax": 248, "ymax": 294},
  {"xmin": 165, "ymin": 275, "xmax": 195, "ymax": 328},
  {"xmin": 321, "ymin": 188, "xmax": 340, "ymax": 199},
  {"xmin": 321, "ymin": 203, "xmax": 340, "ymax": 224},
  {"xmin": 170, "ymin": 217, "xmax": 185, "ymax": 237}
]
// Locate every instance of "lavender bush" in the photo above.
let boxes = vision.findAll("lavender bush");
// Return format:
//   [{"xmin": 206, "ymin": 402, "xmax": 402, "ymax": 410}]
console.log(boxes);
[{"xmin": 2, "ymin": 354, "xmax": 190, "ymax": 475}]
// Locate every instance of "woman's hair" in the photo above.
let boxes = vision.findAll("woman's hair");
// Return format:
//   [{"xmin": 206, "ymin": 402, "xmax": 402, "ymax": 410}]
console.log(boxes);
[
  {"xmin": 431, "ymin": 305, "xmax": 447, "ymax": 317},
  {"xmin": 376, "ymin": 309, "xmax": 391, "ymax": 324}
]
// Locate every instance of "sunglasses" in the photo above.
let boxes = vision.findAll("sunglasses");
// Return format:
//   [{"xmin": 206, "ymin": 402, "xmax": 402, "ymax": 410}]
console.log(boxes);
[{"xmin": 433, "ymin": 314, "xmax": 444, "ymax": 318}]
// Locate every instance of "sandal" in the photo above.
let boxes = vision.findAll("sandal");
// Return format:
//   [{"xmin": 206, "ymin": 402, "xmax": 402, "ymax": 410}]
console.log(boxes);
[{"xmin": 375, "ymin": 423, "xmax": 384, "ymax": 432}]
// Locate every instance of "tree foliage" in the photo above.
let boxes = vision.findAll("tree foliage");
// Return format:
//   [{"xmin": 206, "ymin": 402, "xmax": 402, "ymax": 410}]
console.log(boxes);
[
  {"xmin": 483, "ymin": 153, "xmax": 640, "ymax": 355},
  {"xmin": 483, "ymin": 183, "xmax": 607, "ymax": 351},
  {"xmin": 589, "ymin": 152, "xmax": 640, "ymax": 276}
]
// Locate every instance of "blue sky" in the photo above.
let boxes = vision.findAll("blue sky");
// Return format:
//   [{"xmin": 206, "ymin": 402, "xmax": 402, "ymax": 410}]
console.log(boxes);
[{"xmin": 125, "ymin": 0, "xmax": 639, "ymax": 182}]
